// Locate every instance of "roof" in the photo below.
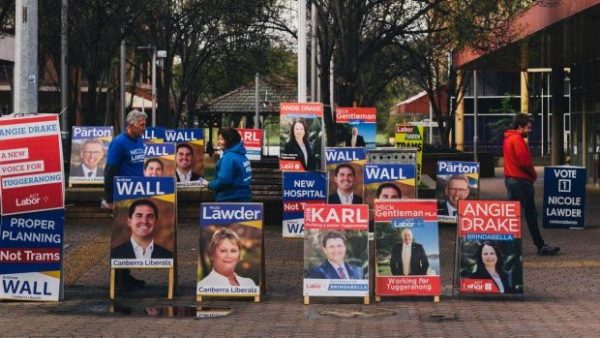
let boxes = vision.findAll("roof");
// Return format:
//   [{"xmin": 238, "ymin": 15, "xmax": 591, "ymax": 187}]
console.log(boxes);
[
  {"xmin": 454, "ymin": 0, "xmax": 600, "ymax": 70},
  {"xmin": 391, "ymin": 87, "xmax": 448, "ymax": 116},
  {"xmin": 202, "ymin": 77, "xmax": 297, "ymax": 114}
]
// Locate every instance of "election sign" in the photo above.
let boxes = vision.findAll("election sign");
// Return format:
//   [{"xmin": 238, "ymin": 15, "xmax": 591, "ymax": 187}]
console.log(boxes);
[
  {"xmin": 374, "ymin": 200, "xmax": 441, "ymax": 297},
  {"xmin": 197, "ymin": 203, "xmax": 262, "ymax": 298},
  {"xmin": 280, "ymin": 102, "xmax": 324, "ymax": 172},
  {"xmin": 458, "ymin": 200, "xmax": 523, "ymax": 295},
  {"xmin": 0, "ymin": 114, "xmax": 64, "ymax": 215},
  {"xmin": 144, "ymin": 143, "xmax": 176, "ymax": 178},
  {"xmin": 543, "ymin": 166, "xmax": 586, "ymax": 229},
  {"xmin": 303, "ymin": 204, "xmax": 369, "ymax": 298},
  {"xmin": 364, "ymin": 164, "xmax": 416, "ymax": 209},
  {"xmin": 335, "ymin": 107, "xmax": 377, "ymax": 149},
  {"xmin": 69, "ymin": 126, "xmax": 112, "ymax": 186},
  {"xmin": 282, "ymin": 172, "xmax": 327, "ymax": 238},
  {"xmin": 436, "ymin": 161, "xmax": 480, "ymax": 224},
  {"xmin": 142, "ymin": 127, "xmax": 166, "ymax": 143},
  {"xmin": 236, "ymin": 128, "xmax": 262, "ymax": 161},
  {"xmin": 326, "ymin": 147, "xmax": 367, "ymax": 205},
  {"xmin": 0, "ymin": 209, "xmax": 64, "ymax": 301},
  {"xmin": 395, "ymin": 124, "xmax": 424, "ymax": 181},
  {"xmin": 165, "ymin": 129, "xmax": 207, "ymax": 185},
  {"xmin": 111, "ymin": 176, "xmax": 176, "ymax": 269}
]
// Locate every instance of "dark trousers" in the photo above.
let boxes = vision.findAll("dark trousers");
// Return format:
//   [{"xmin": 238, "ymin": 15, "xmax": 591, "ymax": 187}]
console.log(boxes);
[{"xmin": 505, "ymin": 178, "xmax": 545, "ymax": 249}]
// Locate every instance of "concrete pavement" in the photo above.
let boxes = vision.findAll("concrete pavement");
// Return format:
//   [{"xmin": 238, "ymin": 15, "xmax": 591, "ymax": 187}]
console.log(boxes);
[{"xmin": 1, "ymin": 167, "xmax": 599, "ymax": 337}]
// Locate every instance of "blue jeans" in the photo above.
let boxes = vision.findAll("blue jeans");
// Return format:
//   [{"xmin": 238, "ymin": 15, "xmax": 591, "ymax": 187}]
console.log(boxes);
[{"xmin": 505, "ymin": 178, "xmax": 545, "ymax": 249}]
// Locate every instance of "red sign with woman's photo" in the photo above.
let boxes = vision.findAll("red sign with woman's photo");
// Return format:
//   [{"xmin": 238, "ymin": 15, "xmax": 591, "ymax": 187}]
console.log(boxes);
[
  {"xmin": 0, "ymin": 115, "xmax": 64, "ymax": 215},
  {"xmin": 280, "ymin": 102, "xmax": 324, "ymax": 172},
  {"xmin": 458, "ymin": 200, "xmax": 523, "ymax": 294}
]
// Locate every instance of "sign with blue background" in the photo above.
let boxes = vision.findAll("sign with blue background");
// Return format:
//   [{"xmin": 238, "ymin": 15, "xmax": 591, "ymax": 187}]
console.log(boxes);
[
  {"xmin": 282, "ymin": 172, "xmax": 327, "ymax": 238},
  {"xmin": 0, "ymin": 209, "xmax": 64, "ymax": 301},
  {"xmin": 543, "ymin": 166, "xmax": 586, "ymax": 229}
]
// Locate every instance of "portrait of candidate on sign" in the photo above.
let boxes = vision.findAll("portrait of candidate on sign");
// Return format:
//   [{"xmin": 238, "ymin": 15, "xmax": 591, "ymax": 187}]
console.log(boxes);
[
  {"xmin": 304, "ymin": 230, "xmax": 368, "ymax": 280},
  {"xmin": 460, "ymin": 239, "xmax": 523, "ymax": 294},
  {"xmin": 143, "ymin": 143, "xmax": 176, "ymax": 178},
  {"xmin": 280, "ymin": 118, "xmax": 323, "ymax": 172},
  {"xmin": 375, "ymin": 226, "xmax": 439, "ymax": 277},
  {"xmin": 69, "ymin": 126, "xmax": 112, "ymax": 186},
  {"xmin": 111, "ymin": 197, "xmax": 175, "ymax": 266},
  {"xmin": 436, "ymin": 174, "xmax": 478, "ymax": 223},
  {"xmin": 197, "ymin": 224, "xmax": 261, "ymax": 289}
]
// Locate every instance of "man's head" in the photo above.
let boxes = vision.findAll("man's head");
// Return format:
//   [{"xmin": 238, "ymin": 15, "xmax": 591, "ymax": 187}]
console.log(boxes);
[
  {"xmin": 351, "ymin": 127, "xmax": 359, "ymax": 136},
  {"xmin": 127, "ymin": 199, "xmax": 159, "ymax": 245},
  {"xmin": 445, "ymin": 175, "xmax": 470, "ymax": 208},
  {"xmin": 80, "ymin": 139, "xmax": 105, "ymax": 170},
  {"xmin": 376, "ymin": 183, "xmax": 402, "ymax": 200},
  {"xmin": 176, "ymin": 143, "xmax": 194, "ymax": 172},
  {"xmin": 144, "ymin": 158, "xmax": 164, "ymax": 177},
  {"xmin": 125, "ymin": 110, "xmax": 147, "ymax": 138},
  {"xmin": 401, "ymin": 228, "xmax": 413, "ymax": 245},
  {"xmin": 512, "ymin": 113, "xmax": 532, "ymax": 137},
  {"xmin": 321, "ymin": 232, "xmax": 347, "ymax": 266},
  {"xmin": 333, "ymin": 164, "xmax": 356, "ymax": 194}
]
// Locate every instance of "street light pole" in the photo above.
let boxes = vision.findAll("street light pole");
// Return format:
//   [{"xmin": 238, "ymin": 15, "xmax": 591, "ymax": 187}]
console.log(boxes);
[
  {"xmin": 14, "ymin": 0, "xmax": 38, "ymax": 114},
  {"xmin": 151, "ymin": 47, "xmax": 157, "ymax": 127}
]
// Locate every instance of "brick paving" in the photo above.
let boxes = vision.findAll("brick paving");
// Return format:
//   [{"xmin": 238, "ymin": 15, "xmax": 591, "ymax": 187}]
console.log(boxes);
[{"xmin": 1, "ymin": 167, "xmax": 600, "ymax": 337}]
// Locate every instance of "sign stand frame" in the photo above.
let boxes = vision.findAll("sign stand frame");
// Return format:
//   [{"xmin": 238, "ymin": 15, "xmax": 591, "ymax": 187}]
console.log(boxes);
[{"xmin": 109, "ymin": 267, "xmax": 175, "ymax": 300}]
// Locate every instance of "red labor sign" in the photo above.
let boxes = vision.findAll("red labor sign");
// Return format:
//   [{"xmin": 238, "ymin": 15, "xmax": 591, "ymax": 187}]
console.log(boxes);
[{"xmin": 0, "ymin": 115, "xmax": 64, "ymax": 215}]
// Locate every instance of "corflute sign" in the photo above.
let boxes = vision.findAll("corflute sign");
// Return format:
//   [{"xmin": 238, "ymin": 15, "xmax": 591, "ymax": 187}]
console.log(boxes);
[
  {"xmin": 543, "ymin": 166, "xmax": 586, "ymax": 229},
  {"xmin": 0, "ymin": 115, "xmax": 64, "ymax": 215}
]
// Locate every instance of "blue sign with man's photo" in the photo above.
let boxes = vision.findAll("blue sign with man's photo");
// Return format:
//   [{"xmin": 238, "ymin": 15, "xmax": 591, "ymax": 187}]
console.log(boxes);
[{"xmin": 542, "ymin": 166, "xmax": 586, "ymax": 229}]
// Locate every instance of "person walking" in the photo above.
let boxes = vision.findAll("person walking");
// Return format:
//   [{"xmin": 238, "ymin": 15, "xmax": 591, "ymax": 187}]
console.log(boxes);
[
  {"xmin": 503, "ymin": 113, "xmax": 560, "ymax": 256},
  {"xmin": 208, "ymin": 128, "xmax": 252, "ymax": 202}
]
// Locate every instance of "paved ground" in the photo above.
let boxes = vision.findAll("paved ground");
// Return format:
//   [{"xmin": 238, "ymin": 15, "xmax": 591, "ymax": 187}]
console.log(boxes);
[{"xmin": 1, "ymin": 167, "xmax": 600, "ymax": 337}]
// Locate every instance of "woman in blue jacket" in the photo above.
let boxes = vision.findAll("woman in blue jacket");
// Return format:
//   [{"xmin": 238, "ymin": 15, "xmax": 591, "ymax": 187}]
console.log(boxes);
[{"xmin": 208, "ymin": 128, "xmax": 252, "ymax": 202}]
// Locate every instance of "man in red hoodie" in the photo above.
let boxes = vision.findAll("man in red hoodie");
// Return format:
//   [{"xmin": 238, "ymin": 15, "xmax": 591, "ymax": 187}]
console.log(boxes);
[{"xmin": 503, "ymin": 114, "xmax": 560, "ymax": 256}]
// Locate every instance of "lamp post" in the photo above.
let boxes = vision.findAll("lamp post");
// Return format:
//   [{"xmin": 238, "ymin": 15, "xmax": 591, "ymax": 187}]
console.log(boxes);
[{"xmin": 137, "ymin": 45, "xmax": 166, "ymax": 127}]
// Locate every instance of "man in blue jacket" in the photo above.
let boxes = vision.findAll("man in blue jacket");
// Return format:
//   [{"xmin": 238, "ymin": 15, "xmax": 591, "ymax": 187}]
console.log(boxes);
[
  {"xmin": 208, "ymin": 128, "xmax": 252, "ymax": 202},
  {"xmin": 307, "ymin": 232, "xmax": 364, "ymax": 279}
]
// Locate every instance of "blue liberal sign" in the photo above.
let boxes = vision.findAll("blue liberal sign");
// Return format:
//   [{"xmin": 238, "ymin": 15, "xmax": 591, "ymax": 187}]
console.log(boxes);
[{"xmin": 543, "ymin": 166, "xmax": 586, "ymax": 229}]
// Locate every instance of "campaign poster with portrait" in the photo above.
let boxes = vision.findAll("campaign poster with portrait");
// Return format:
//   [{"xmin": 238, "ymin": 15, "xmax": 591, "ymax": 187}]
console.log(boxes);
[
  {"xmin": 0, "ymin": 114, "xmax": 64, "ymax": 215},
  {"xmin": 303, "ymin": 204, "xmax": 369, "ymax": 297},
  {"xmin": 236, "ymin": 128, "xmax": 262, "ymax": 161},
  {"xmin": 436, "ymin": 161, "xmax": 480, "ymax": 224},
  {"xmin": 395, "ymin": 124, "xmax": 424, "ymax": 181},
  {"xmin": 68, "ymin": 126, "xmax": 112, "ymax": 186},
  {"xmin": 282, "ymin": 172, "xmax": 327, "ymax": 238},
  {"xmin": 280, "ymin": 102, "xmax": 324, "ymax": 172},
  {"xmin": 335, "ymin": 107, "xmax": 377, "ymax": 149},
  {"xmin": 165, "ymin": 129, "xmax": 208, "ymax": 186},
  {"xmin": 111, "ymin": 176, "xmax": 176, "ymax": 269},
  {"xmin": 144, "ymin": 143, "xmax": 176, "ymax": 178},
  {"xmin": 374, "ymin": 200, "xmax": 441, "ymax": 297},
  {"xmin": 0, "ymin": 209, "xmax": 64, "ymax": 301},
  {"xmin": 364, "ymin": 164, "xmax": 416, "ymax": 209},
  {"xmin": 197, "ymin": 203, "xmax": 262, "ymax": 298},
  {"xmin": 326, "ymin": 147, "xmax": 367, "ymax": 205},
  {"xmin": 458, "ymin": 200, "xmax": 523, "ymax": 295},
  {"xmin": 142, "ymin": 127, "xmax": 166, "ymax": 143}
]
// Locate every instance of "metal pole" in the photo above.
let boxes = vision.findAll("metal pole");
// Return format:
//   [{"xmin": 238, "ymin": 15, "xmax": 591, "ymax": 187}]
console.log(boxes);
[
  {"xmin": 310, "ymin": 2, "xmax": 317, "ymax": 102},
  {"xmin": 429, "ymin": 101, "xmax": 433, "ymax": 144},
  {"xmin": 152, "ymin": 47, "xmax": 157, "ymax": 127},
  {"xmin": 298, "ymin": 0, "xmax": 307, "ymax": 101},
  {"xmin": 60, "ymin": 0, "xmax": 68, "ymax": 131},
  {"xmin": 473, "ymin": 70, "xmax": 478, "ymax": 162},
  {"xmin": 255, "ymin": 73, "xmax": 260, "ymax": 128},
  {"xmin": 13, "ymin": 0, "xmax": 38, "ymax": 114},
  {"xmin": 119, "ymin": 40, "xmax": 126, "ymax": 131}
]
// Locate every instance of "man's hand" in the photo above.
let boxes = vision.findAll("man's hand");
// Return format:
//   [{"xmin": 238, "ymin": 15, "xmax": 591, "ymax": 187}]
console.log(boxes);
[{"xmin": 101, "ymin": 199, "xmax": 113, "ymax": 210}]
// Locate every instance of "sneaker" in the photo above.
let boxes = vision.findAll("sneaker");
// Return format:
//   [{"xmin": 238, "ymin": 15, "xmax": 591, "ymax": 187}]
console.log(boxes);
[{"xmin": 537, "ymin": 244, "xmax": 560, "ymax": 256}]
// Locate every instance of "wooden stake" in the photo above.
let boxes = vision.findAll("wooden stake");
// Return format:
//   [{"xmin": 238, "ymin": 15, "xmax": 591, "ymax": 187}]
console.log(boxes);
[
  {"xmin": 109, "ymin": 269, "xmax": 115, "ymax": 300},
  {"xmin": 304, "ymin": 295, "xmax": 310, "ymax": 305},
  {"xmin": 167, "ymin": 267, "xmax": 174, "ymax": 299}
]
